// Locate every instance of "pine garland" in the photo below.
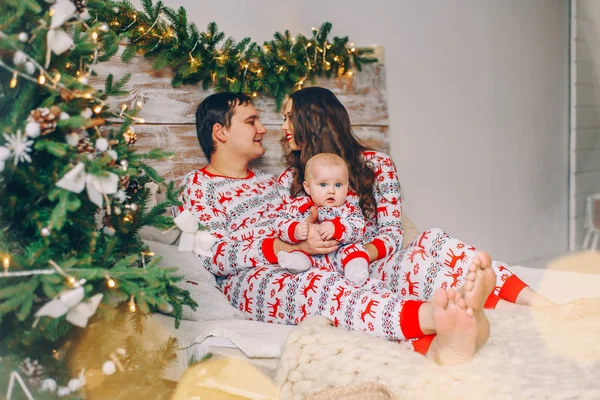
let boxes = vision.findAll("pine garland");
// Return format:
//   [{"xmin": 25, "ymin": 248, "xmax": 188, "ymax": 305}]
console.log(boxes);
[{"xmin": 91, "ymin": 0, "xmax": 377, "ymax": 109}]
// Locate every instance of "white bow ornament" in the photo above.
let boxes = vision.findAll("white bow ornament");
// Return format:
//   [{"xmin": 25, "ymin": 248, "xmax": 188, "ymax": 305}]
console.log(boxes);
[
  {"xmin": 56, "ymin": 162, "xmax": 119, "ymax": 208},
  {"xmin": 45, "ymin": 0, "xmax": 76, "ymax": 67},
  {"xmin": 173, "ymin": 209, "xmax": 217, "ymax": 256},
  {"xmin": 35, "ymin": 286, "xmax": 103, "ymax": 328}
]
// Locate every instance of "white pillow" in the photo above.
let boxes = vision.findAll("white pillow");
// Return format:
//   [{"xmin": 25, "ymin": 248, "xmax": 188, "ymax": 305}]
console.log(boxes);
[{"xmin": 145, "ymin": 240, "xmax": 245, "ymax": 321}]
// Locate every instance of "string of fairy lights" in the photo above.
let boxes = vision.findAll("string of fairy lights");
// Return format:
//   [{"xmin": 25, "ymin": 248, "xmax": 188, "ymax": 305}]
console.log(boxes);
[{"xmin": 0, "ymin": 0, "xmax": 375, "ymax": 314}]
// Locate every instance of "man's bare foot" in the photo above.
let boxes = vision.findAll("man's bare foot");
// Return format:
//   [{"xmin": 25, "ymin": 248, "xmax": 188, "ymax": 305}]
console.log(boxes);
[{"xmin": 427, "ymin": 288, "xmax": 481, "ymax": 365}]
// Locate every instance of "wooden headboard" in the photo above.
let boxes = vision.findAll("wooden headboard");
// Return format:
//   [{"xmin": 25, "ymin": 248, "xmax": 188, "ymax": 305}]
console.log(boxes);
[{"xmin": 92, "ymin": 47, "xmax": 389, "ymax": 182}]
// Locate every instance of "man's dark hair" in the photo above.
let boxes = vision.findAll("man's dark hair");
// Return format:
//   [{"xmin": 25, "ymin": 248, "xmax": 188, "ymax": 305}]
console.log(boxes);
[{"xmin": 195, "ymin": 92, "xmax": 252, "ymax": 160}]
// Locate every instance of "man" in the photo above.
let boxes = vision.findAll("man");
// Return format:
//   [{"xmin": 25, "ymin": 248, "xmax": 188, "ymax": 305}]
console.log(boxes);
[{"xmin": 176, "ymin": 92, "xmax": 495, "ymax": 365}]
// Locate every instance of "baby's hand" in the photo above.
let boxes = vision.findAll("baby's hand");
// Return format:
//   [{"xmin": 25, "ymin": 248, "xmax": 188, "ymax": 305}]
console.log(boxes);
[
  {"xmin": 294, "ymin": 222, "xmax": 309, "ymax": 241},
  {"xmin": 318, "ymin": 222, "xmax": 335, "ymax": 240}
]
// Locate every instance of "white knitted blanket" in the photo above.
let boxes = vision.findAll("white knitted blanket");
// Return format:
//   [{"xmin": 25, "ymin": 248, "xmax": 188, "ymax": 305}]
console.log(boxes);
[
  {"xmin": 276, "ymin": 264, "xmax": 600, "ymax": 400},
  {"xmin": 276, "ymin": 311, "xmax": 600, "ymax": 400}
]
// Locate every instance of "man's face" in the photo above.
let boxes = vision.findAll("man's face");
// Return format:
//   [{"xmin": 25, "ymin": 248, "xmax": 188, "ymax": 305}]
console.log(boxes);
[
  {"xmin": 303, "ymin": 163, "xmax": 349, "ymax": 207},
  {"xmin": 222, "ymin": 102, "xmax": 267, "ymax": 162}
]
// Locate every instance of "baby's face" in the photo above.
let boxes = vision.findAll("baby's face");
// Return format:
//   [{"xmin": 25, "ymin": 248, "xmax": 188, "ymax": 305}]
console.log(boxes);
[{"xmin": 303, "ymin": 164, "xmax": 349, "ymax": 207}]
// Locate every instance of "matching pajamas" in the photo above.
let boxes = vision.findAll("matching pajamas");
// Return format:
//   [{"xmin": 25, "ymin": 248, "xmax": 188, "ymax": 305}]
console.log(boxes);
[{"xmin": 177, "ymin": 151, "xmax": 528, "ymax": 354}]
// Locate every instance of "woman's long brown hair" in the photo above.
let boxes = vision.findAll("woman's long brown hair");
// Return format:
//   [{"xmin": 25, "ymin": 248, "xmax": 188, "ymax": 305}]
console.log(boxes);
[{"xmin": 280, "ymin": 87, "xmax": 376, "ymax": 217}]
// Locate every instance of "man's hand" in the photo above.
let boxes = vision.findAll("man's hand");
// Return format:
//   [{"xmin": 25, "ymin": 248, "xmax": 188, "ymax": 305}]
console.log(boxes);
[
  {"xmin": 317, "ymin": 221, "xmax": 335, "ymax": 240},
  {"xmin": 294, "ymin": 222, "xmax": 309, "ymax": 241}
]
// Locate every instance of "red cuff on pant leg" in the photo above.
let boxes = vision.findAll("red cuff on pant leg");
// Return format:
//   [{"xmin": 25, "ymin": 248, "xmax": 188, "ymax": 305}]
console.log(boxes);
[
  {"xmin": 412, "ymin": 335, "xmax": 435, "ymax": 355},
  {"xmin": 498, "ymin": 274, "xmax": 528, "ymax": 303},
  {"xmin": 484, "ymin": 293, "xmax": 500, "ymax": 309},
  {"xmin": 261, "ymin": 238, "xmax": 278, "ymax": 264},
  {"xmin": 399, "ymin": 300, "xmax": 425, "ymax": 339},
  {"xmin": 341, "ymin": 249, "xmax": 369, "ymax": 268},
  {"xmin": 370, "ymin": 239, "xmax": 388, "ymax": 260}
]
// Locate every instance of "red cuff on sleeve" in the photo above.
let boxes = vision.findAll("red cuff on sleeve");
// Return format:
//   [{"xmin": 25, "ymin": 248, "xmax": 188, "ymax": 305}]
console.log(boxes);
[
  {"xmin": 287, "ymin": 221, "xmax": 301, "ymax": 243},
  {"xmin": 261, "ymin": 237, "xmax": 279, "ymax": 264},
  {"xmin": 330, "ymin": 217, "xmax": 345, "ymax": 241},
  {"xmin": 498, "ymin": 274, "xmax": 528, "ymax": 303},
  {"xmin": 399, "ymin": 300, "xmax": 425, "ymax": 339},
  {"xmin": 370, "ymin": 239, "xmax": 388, "ymax": 260},
  {"xmin": 412, "ymin": 335, "xmax": 435, "ymax": 355}
]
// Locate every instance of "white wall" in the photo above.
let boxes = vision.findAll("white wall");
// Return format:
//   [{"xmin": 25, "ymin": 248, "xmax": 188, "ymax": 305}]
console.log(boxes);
[
  {"xmin": 571, "ymin": 0, "xmax": 600, "ymax": 249},
  {"xmin": 132, "ymin": 0, "xmax": 570, "ymax": 266}
]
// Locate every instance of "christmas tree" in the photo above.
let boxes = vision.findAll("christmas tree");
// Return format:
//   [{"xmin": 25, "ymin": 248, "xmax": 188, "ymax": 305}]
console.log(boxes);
[
  {"xmin": 0, "ymin": 0, "xmax": 376, "ymax": 397},
  {"xmin": 0, "ymin": 0, "xmax": 195, "ymax": 397}
]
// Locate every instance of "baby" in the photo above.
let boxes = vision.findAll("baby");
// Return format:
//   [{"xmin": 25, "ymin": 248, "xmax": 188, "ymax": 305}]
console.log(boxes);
[{"xmin": 276, "ymin": 153, "xmax": 370, "ymax": 286}]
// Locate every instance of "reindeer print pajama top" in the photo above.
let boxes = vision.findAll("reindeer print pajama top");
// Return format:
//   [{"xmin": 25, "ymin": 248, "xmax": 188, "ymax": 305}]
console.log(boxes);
[{"xmin": 177, "ymin": 166, "xmax": 436, "ymax": 352}]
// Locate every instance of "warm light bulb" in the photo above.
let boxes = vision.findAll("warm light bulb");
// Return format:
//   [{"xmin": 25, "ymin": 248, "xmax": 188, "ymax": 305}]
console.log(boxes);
[
  {"xmin": 9, "ymin": 72, "xmax": 17, "ymax": 88},
  {"xmin": 2, "ymin": 256, "xmax": 9, "ymax": 271},
  {"xmin": 121, "ymin": 104, "xmax": 128, "ymax": 111},
  {"xmin": 128, "ymin": 296, "xmax": 136, "ymax": 312},
  {"xmin": 91, "ymin": 31, "xmax": 99, "ymax": 41},
  {"xmin": 83, "ymin": 93, "xmax": 92, "ymax": 99},
  {"xmin": 49, "ymin": 8, "xmax": 55, "ymax": 17},
  {"xmin": 53, "ymin": 72, "xmax": 61, "ymax": 84},
  {"xmin": 306, "ymin": 42, "xmax": 312, "ymax": 48},
  {"xmin": 106, "ymin": 277, "xmax": 116, "ymax": 288},
  {"xmin": 256, "ymin": 69, "xmax": 262, "ymax": 75},
  {"xmin": 138, "ymin": 26, "xmax": 145, "ymax": 32},
  {"xmin": 351, "ymin": 47, "xmax": 356, "ymax": 53},
  {"xmin": 252, "ymin": 92, "xmax": 258, "ymax": 97},
  {"xmin": 123, "ymin": 215, "xmax": 132, "ymax": 223},
  {"xmin": 347, "ymin": 71, "xmax": 354, "ymax": 76},
  {"xmin": 93, "ymin": 105, "xmax": 102, "ymax": 113},
  {"xmin": 38, "ymin": 74, "xmax": 46, "ymax": 85},
  {"xmin": 67, "ymin": 276, "xmax": 76, "ymax": 285}
]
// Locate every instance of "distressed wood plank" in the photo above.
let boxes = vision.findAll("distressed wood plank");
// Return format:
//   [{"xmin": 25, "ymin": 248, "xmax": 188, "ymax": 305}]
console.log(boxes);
[
  {"xmin": 90, "ymin": 46, "xmax": 388, "ymax": 126},
  {"xmin": 133, "ymin": 125, "xmax": 389, "ymax": 182}
]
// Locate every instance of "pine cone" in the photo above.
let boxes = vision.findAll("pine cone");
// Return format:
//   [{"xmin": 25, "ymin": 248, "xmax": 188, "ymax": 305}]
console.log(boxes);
[
  {"xmin": 19, "ymin": 358, "xmax": 45, "ymax": 388},
  {"xmin": 76, "ymin": 137, "xmax": 95, "ymax": 154},
  {"xmin": 70, "ymin": 0, "xmax": 87, "ymax": 14},
  {"xmin": 27, "ymin": 107, "xmax": 61, "ymax": 136},
  {"xmin": 123, "ymin": 128, "xmax": 137, "ymax": 146}
]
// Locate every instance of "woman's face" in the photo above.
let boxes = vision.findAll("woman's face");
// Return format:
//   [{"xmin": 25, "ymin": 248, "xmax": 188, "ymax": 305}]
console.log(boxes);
[{"xmin": 281, "ymin": 99, "xmax": 300, "ymax": 151}]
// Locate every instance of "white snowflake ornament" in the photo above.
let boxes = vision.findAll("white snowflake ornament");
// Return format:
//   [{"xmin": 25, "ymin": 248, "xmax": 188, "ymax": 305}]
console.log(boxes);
[{"xmin": 3, "ymin": 130, "xmax": 34, "ymax": 166}]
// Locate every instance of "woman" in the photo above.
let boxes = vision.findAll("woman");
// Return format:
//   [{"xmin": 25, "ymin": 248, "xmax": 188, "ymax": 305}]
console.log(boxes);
[{"xmin": 279, "ymin": 86, "xmax": 567, "ymax": 313}]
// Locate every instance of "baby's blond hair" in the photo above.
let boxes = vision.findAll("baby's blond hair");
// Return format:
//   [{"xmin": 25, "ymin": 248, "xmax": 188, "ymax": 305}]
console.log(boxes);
[{"xmin": 304, "ymin": 153, "xmax": 348, "ymax": 181}]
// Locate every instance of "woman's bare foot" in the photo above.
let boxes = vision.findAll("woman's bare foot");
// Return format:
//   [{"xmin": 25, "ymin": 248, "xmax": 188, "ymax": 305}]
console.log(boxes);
[
  {"xmin": 427, "ymin": 288, "xmax": 481, "ymax": 365},
  {"xmin": 538, "ymin": 298, "xmax": 592, "ymax": 320},
  {"xmin": 458, "ymin": 252, "xmax": 495, "ymax": 349}
]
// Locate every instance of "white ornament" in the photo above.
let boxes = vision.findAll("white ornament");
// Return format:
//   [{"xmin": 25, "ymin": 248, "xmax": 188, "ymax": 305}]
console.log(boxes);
[
  {"xmin": 45, "ymin": 0, "xmax": 76, "ymax": 67},
  {"xmin": 3, "ymin": 130, "xmax": 33, "ymax": 166},
  {"xmin": 80, "ymin": 108, "xmax": 93, "ymax": 119},
  {"xmin": 102, "ymin": 225, "xmax": 116, "ymax": 236},
  {"xmin": 56, "ymin": 162, "xmax": 119, "ymax": 208},
  {"xmin": 95, "ymin": 138, "xmax": 109, "ymax": 152},
  {"xmin": 41, "ymin": 227, "xmax": 51, "ymax": 237},
  {"xmin": 113, "ymin": 7, "xmax": 119, "ymax": 13},
  {"xmin": 174, "ymin": 210, "xmax": 217, "ymax": 256},
  {"xmin": 79, "ymin": 77, "xmax": 89, "ymax": 85},
  {"xmin": 67, "ymin": 378, "xmax": 83, "ymax": 391},
  {"xmin": 158, "ymin": 303, "xmax": 174, "ymax": 315},
  {"xmin": 65, "ymin": 132, "xmax": 80, "ymax": 147},
  {"xmin": 18, "ymin": 32, "xmax": 28, "ymax": 42},
  {"xmin": 102, "ymin": 361, "xmax": 116, "ymax": 375},
  {"xmin": 13, "ymin": 51, "xmax": 27, "ymax": 66},
  {"xmin": 40, "ymin": 378, "xmax": 58, "ymax": 392},
  {"xmin": 0, "ymin": 160, "xmax": 5, "ymax": 173},
  {"xmin": 98, "ymin": 23, "xmax": 109, "ymax": 32},
  {"xmin": 34, "ymin": 286, "xmax": 103, "ymax": 328},
  {"xmin": 25, "ymin": 122, "xmax": 41, "ymax": 139},
  {"xmin": 56, "ymin": 386, "xmax": 71, "ymax": 396},
  {"xmin": 116, "ymin": 348, "xmax": 127, "ymax": 356},
  {"xmin": 60, "ymin": 112, "xmax": 70, "ymax": 120},
  {"xmin": 0, "ymin": 146, "xmax": 10, "ymax": 161},
  {"xmin": 129, "ymin": 203, "xmax": 138, "ymax": 211},
  {"xmin": 24, "ymin": 62, "xmax": 35, "ymax": 75},
  {"xmin": 107, "ymin": 150, "xmax": 118, "ymax": 160}
]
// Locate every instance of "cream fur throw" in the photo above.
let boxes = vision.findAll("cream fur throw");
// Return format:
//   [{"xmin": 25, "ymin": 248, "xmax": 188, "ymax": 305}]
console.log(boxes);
[{"xmin": 276, "ymin": 310, "xmax": 600, "ymax": 400}]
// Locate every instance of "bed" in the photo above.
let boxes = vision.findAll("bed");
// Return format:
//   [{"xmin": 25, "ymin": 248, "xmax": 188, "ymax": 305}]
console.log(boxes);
[{"xmin": 94, "ymin": 47, "xmax": 600, "ymax": 399}]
